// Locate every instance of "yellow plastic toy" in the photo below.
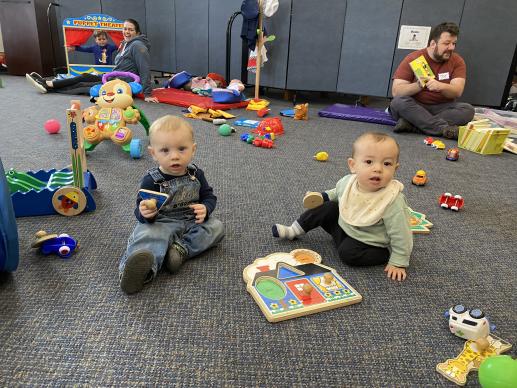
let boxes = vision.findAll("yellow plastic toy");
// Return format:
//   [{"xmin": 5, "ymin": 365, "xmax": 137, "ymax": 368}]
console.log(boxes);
[
  {"xmin": 313, "ymin": 151, "xmax": 329, "ymax": 162},
  {"xmin": 82, "ymin": 71, "xmax": 149, "ymax": 158}
]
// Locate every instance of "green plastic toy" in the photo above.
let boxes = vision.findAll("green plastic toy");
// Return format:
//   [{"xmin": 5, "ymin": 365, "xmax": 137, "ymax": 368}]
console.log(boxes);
[
  {"xmin": 218, "ymin": 124, "xmax": 235, "ymax": 136},
  {"xmin": 479, "ymin": 355, "xmax": 517, "ymax": 388}
]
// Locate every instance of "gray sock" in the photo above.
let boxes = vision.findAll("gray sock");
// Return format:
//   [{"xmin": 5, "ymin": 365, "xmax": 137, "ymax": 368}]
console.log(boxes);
[{"xmin": 272, "ymin": 221, "xmax": 305, "ymax": 240}]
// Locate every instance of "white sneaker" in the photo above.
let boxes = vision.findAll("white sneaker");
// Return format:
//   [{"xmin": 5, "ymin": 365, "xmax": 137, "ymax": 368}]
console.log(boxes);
[{"xmin": 25, "ymin": 73, "xmax": 47, "ymax": 94}]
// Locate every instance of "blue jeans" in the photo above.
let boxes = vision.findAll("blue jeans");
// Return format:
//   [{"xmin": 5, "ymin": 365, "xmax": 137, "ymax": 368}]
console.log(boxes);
[{"xmin": 119, "ymin": 216, "xmax": 225, "ymax": 277}]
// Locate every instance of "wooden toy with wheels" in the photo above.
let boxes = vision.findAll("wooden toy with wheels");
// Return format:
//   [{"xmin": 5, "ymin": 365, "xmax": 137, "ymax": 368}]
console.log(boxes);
[
  {"xmin": 0, "ymin": 158, "xmax": 19, "ymax": 272},
  {"xmin": 31, "ymin": 230, "xmax": 78, "ymax": 259},
  {"xmin": 83, "ymin": 71, "xmax": 149, "ymax": 159},
  {"xmin": 5, "ymin": 100, "xmax": 97, "ymax": 217},
  {"xmin": 243, "ymin": 249, "xmax": 362, "ymax": 322}
]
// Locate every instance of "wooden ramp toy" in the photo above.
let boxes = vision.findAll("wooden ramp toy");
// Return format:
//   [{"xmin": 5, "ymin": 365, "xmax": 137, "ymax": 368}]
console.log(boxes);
[
  {"xmin": 436, "ymin": 334, "xmax": 512, "ymax": 386},
  {"xmin": 243, "ymin": 249, "xmax": 362, "ymax": 323}
]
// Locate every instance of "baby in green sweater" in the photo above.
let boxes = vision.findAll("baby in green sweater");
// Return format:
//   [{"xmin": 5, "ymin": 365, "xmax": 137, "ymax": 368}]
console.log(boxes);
[{"xmin": 273, "ymin": 132, "xmax": 413, "ymax": 282}]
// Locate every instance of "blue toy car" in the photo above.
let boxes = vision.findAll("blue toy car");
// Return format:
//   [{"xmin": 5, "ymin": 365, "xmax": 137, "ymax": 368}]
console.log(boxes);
[{"xmin": 31, "ymin": 231, "xmax": 78, "ymax": 259}]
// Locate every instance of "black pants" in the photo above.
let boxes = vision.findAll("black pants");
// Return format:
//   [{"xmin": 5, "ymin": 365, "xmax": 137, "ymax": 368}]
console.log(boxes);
[
  {"xmin": 51, "ymin": 73, "xmax": 102, "ymax": 89},
  {"xmin": 297, "ymin": 201, "xmax": 389, "ymax": 266}
]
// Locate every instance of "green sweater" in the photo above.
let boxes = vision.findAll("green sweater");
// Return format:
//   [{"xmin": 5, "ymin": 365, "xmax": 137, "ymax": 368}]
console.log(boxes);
[{"xmin": 325, "ymin": 175, "xmax": 413, "ymax": 267}]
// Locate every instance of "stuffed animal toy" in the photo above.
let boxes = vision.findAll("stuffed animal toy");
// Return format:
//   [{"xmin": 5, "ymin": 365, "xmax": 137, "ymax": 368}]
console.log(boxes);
[
  {"xmin": 82, "ymin": 71, "xmax": 143, "ymax": 153},
  {"xmin": 294, "ymin": 103, "xmax": 309, "ymax": 120}
]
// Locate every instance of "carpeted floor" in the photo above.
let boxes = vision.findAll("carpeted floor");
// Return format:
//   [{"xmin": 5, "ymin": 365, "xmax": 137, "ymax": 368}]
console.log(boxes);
[{"xmin": 0, "ymin": 74, "xmax": 515, "ymax": 387}]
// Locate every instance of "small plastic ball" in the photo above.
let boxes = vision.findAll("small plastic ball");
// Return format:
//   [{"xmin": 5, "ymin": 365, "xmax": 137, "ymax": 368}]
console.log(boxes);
[
  {"xmin": 44, "ymin": 119, "xmax": 61, "ymax": 134},
  {"xmin": 218, "ymin": 124, "xmax": 234, "ymax": 136}
]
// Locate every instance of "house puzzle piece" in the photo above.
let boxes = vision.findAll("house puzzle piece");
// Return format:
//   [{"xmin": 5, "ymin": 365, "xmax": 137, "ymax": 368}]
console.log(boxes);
[
  {"xmin": 409, "ymin": 208, "xmax": 433, "ymax": 234},
  {"xmin": 243, "ymin": 249, "xmax": 362, "ymax": 323}
]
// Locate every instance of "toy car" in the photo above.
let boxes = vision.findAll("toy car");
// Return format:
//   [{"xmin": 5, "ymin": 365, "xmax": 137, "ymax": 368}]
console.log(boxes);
[
  {"xmin": 412, "ymin": 170, "xmax": 428, "ymax": 186},
  {"xmin": 439, "ymin": 193, "xmax": 464, "ymax": 211},
  {"xmin": 446, "ymin": 148, "xmax": 460, "ymax": 161},
  {"xmin": 424, "ymin": 137, "xmax": 435, "ymax": 145},
  {"xmin": 31, "ymin": 230, "xmax": 78, "ymax": 258},
  {"xmin": 432, "ymin": 140, "xmax": 446, "ymax": 149},
  {"xmin": 445, "ymin": 304, "xmax": 490, "ymax": 341}
]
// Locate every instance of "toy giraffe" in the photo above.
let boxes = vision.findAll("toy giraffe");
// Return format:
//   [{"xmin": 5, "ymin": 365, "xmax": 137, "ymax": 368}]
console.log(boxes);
[{"xmin": 436, "ymin": 334, "xmax": 512, "ymax": 385}]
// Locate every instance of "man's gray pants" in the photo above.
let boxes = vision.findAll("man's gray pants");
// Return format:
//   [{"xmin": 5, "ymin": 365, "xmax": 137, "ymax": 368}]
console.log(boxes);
[{"xmin": 390, "ymin": 95, "xmax": 474, "ymax": 136}]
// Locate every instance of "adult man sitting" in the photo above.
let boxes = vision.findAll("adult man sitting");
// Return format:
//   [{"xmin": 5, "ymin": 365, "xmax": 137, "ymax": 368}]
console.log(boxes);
[{"xmin": 390, "ymin": 22, "xmax": 474, "ymax": 139}]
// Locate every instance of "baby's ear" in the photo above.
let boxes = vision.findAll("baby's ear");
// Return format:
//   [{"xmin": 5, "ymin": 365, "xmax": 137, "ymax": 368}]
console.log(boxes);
[
  {"xmin": 395, "ymin": 162, "xmax": 400, "ymax": 170},
  {"xmin": 347, "ymin": 157, "xmax": 356, "ymax": 173}
]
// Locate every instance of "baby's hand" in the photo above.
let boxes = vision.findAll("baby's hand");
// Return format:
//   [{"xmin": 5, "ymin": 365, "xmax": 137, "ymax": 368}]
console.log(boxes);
[
  {"xmin": 139, "ymin": 200, "xmax": 158, "ymax": 219},
  {"xmin": 384, "ymin": 264, "xmax": 407, "ymax": 282},
  {"xmin": 189, "ymin": 204, "xmax": 207, "ymax": 224}
]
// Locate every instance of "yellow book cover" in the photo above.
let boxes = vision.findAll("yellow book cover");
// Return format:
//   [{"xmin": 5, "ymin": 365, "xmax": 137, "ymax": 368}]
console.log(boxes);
[{"xmin": 409, "ymin": 55, "xmax": 435, "ymax": 87}]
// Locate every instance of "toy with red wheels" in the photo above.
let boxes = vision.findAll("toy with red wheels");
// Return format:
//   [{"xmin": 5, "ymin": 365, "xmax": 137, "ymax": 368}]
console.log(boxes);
[{"xmin": 439, "ymin": 192, "xmax": 464, "ymax": 211}]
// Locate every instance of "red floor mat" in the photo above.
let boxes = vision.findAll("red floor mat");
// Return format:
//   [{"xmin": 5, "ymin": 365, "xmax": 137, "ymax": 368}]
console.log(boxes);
[{"xmin": 152, "ymin": 88, "xmax": 249, "ymax": 110}]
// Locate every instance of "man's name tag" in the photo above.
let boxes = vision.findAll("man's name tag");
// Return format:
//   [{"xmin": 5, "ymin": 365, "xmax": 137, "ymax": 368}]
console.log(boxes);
[{"xmin": 438, "ymin": 72, "xmax": 450, "ymax": 81}]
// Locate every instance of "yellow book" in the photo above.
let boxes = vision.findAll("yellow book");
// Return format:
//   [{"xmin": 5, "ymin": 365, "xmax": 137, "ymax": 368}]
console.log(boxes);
[{"xmin": 409, "ymin": 55, "xmax": 435, "ymax": 87}]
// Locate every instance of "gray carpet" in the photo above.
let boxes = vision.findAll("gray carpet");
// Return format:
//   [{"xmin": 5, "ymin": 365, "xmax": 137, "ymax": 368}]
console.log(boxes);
[{"xmin": 0, "ymin": 74, "xmax": 515, "ymax": 387}]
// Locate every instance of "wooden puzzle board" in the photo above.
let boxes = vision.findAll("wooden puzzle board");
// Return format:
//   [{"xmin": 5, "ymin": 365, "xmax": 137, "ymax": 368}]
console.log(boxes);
[{"xmin": 244, "ymin": 249, "xmax": 362, "ymax": 323}]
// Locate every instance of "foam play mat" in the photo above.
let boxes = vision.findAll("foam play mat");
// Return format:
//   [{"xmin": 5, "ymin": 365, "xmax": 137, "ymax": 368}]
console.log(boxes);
[
  {"xmin": 152, "ymin": 88, "xmax": 249, "ymax": 110},
  {"xmin": 318, "ymin": 104, "xmax": 397, "ymax": 126}
]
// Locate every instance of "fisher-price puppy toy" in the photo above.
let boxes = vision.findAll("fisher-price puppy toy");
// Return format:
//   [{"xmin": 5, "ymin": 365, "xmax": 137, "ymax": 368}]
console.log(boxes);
[
  {"xmin": 83, "ymin": 71, "xmax": 149, "ymax": 158},
  {"xmin": 31, "ymin": 230, "xmax": 78, "ymax": 258},
  {"xmin": 436, "ymin": 304, "xmax": 512, "ymax": 386}
]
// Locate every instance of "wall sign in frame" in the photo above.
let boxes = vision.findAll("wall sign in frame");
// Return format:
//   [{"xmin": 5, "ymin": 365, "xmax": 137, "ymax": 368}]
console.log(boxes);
[{"xmin": 397, "ymin": 25, "xmax": 431, "ymax": 50}]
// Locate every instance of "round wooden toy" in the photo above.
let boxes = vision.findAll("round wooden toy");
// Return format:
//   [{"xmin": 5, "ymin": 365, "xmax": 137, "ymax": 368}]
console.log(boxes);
[
  {"xmin": 303, "ymin": 192, "xmax": 324, "ymax": 209},
  {"xmin": 52, "ymin": 187, "xmax": 87, "ymax": 216},
  {"xmin": 291, "ymin": 249, "xmax": 321, "ymax": 264}
]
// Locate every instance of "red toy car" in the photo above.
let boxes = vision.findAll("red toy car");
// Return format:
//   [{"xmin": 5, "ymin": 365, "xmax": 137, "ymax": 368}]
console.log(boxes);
[
  {"xmin": 424, "ymin": 137, "xmax": 434, "ymax": 145},
  {"xmin": 439, "ymin": 193, "xmax": 464, "ymax": 211}
]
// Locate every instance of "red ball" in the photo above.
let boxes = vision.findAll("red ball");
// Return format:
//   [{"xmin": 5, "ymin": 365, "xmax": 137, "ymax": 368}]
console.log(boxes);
[{"xmin": 44, "ymin": 119, "xmax": 61, "ymax": 134}]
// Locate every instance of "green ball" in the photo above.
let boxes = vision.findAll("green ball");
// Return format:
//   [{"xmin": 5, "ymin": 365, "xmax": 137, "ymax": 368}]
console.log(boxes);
[
  {"xmin": 479, "ymin": 355, "xmax": 517, "ymax": 388},
  {"xmin": 218, "ymin": 124, "xmax": 233, "ymax": 136}
]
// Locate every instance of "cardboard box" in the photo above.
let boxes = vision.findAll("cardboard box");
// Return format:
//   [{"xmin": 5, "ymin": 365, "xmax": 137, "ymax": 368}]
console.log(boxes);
[{"xmin": 458, "ymin": 120, "xmax": 510, "ymax": 155}]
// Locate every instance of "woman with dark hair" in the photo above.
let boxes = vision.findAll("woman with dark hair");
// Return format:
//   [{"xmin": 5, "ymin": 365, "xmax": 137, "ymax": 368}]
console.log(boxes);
[{"xmin": 26, "ymin": 18, "xmax": 158, "ymax": 103}]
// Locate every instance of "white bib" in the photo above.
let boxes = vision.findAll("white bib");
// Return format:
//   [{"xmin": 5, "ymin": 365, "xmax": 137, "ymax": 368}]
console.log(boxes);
[{"xmin": 339, "ymin": 176, "xmax": 404, "ymax": 227}]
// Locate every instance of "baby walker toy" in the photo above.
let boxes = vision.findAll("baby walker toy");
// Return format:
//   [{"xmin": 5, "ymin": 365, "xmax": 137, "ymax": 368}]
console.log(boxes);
[
  {"xmin": 436, "ymin": 304, "xmax": 512, "ymax": 386},
  {"xmin": 5, "ymin": 100, "xmax": 97, "ymax": 217},
  {"xmin": 83, "ymin": 71, "xmax": 149, "ymax": 158},
  {"xmin": 243, "ymin": 249, "xmax": 362, "ymax": 323}
]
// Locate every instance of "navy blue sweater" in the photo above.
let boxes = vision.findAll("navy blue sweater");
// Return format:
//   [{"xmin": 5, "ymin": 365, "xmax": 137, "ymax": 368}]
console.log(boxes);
[{"xmin": 134, "ymin": 167, "xmax": 217, "ymax": 224}]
